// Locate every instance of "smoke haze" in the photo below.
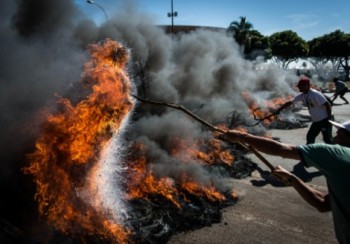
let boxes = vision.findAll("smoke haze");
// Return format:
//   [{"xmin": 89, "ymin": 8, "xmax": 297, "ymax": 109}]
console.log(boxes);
[{"xmin": 0, "ymin": 0, "xmax": 298, "ymax": 240}]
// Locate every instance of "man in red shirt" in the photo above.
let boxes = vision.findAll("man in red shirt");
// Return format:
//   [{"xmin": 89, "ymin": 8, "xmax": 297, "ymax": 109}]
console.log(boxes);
[{"xmin": 275, "ymin": 76, "xmax": 333, "ymax": 144}]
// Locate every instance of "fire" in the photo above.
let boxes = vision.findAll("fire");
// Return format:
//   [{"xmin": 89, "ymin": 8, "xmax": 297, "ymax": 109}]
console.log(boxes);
[
  {"xmin": 167, "ymin": 136, "xmax": 234, "ymax": 166},
  {"xmin": 23, "ymin": 39, "xmax": 133, "ymax": 243},
  {"xmin": 125, "ymin": 141, "xmax": 229, "ymax": 209},
  {"xmin": 180, "ymin": 175, "xmax": 226, "ymax": 202},
  {"xmin": 126, "ymin": 143, "xmax": 181, "ymax": 208},
  {"xmin": 241, "ymin": 91, "xmax": 292, "ymax": 126},
  {"xmin": 185, "ymin": 139, "xmax": 234, "ymax": 166},
  {"xmin": 22, "ymin": 38, "xmax": 240, "ymax": 243}
]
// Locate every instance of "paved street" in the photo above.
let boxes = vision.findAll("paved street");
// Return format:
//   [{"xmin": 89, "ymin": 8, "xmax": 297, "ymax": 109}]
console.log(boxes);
[{"xmin": 169, "ymin": 92, "xmax": 350, "ymax": 244}]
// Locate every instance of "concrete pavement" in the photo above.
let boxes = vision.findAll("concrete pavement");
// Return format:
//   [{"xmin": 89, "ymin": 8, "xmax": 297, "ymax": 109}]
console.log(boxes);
[{"xmin": 169, "ymin": 92, "xmax": 350, "ymax": 244}]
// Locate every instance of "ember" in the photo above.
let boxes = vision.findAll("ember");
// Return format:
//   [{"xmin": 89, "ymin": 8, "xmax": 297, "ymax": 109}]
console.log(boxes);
[{"xmin": 22, "ymin": 39, "xmax": 256, "ymax": 243}]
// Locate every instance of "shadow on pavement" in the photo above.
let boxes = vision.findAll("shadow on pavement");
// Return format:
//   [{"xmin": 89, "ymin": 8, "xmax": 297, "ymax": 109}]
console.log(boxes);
[
  {"xmin": 291, "ymin": 161, "xmax": 322, "ymax": 182},
  {"xmin": 250, "ymin": 167, "xmax": 285, "ymax": 187},
  {"xmin": 331, "ymin": 102, "xmax": 348, "ymax": 106},
  {"xmin": 250, "ymin": 161, "xmax": 322, "ymax": 187}
]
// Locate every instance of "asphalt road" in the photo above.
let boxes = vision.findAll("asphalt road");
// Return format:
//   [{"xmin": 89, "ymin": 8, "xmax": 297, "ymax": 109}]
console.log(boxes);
[{"xmin": 169, "ymin": 92, "xmax": 350, "ymax": 244}]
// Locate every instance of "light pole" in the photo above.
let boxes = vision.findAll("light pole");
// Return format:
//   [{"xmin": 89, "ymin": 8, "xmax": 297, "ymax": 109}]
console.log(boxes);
[
  {"xmin": 86, "ymin": 0, "xmax": 109, "ymax": 23},
  {"xmin": 167, "ymin": 0, "xmax": 177, "ymax": 37}
]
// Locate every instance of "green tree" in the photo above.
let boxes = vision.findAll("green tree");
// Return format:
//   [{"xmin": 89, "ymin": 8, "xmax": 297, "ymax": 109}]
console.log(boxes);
[
  {"xmin": 245, "ymin": 30, "xmax": 271, "ymax": 60},
  {"xmin": 227, "ymin": 16, "xmax": 254, "ymax": 53},
  {"xmin": 308, "ymin": 30, "xmax": 350, "ymax": 80},
  {"xmin": 269, "ymin": 30, "xmax": 308, "ymax": 69},
  {"xmin": 307, "ymin": 36, "xmax": 331, "ymax": 81}
]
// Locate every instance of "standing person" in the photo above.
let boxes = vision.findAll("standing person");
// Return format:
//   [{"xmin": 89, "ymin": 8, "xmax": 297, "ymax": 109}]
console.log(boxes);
[
  {"xmin": 220, "ymin": 120, "xmax": 350, "ymax": 243},
  {"xmin": 331, "ymin": 77, "xmax": 349, "ymax": 105},
  {"xmin": 275, "ymin": 76, "xmax": 333, "ymax": 144}
]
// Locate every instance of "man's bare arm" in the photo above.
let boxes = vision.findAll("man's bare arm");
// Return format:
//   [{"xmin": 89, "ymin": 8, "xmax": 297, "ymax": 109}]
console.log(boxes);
[
  {"xmin": 324, "ymin": 101, "xmax": 332, "ymax": 118},
  {"xmin": 223, "ymin": 130, "xmax": 301, "ymax": 160},
  {"xmin": 273, "ymin": 166, "xmax": 331, "ymax": 212},
  {"xmin": 275, "ymin": 101, "xmax": 293, "ymax": 115}
]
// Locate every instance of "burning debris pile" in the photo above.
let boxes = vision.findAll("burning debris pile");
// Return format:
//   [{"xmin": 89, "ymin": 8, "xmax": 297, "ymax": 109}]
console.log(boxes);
[
  {"xmin": 124, "ymin": 142, "xmax": 255, "ymax": 243},
  {"xmin": 225, "ymin": 91, "xmax": 310, "ymax": 130},
  {"xmin": 21, "ymin": 39, "xmax": 258, "ymax": 243},
  {"xmin": 0, "ymin": 1, "xmax": 313, "ymax": 243}
]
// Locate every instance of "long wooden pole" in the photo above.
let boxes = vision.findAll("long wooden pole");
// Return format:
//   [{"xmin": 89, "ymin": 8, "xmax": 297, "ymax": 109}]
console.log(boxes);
[{"xmin": 132, "ymin": 95, "xmax": 275, "ymax": 171}]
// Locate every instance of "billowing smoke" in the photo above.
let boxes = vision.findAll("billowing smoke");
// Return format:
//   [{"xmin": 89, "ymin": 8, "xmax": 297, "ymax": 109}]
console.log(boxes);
[
  {"xmin": 0, "ymin": 0, "xmax": 89, "ymax": 233},
  {"xmin": 0, "ymin": 0, "xmax": 298, "ymax": 241}
]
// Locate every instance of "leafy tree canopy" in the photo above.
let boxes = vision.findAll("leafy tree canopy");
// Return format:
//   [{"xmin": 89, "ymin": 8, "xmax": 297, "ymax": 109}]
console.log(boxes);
[{"xmin": 269, "ymin": 30, "xmax": 308, "ymax": 59}]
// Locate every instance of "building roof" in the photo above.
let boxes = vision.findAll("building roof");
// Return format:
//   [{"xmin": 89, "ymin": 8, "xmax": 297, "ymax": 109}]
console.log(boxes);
[{"xmin": 158, "ymin": 25, "xmax": 226, "ymax": 35}]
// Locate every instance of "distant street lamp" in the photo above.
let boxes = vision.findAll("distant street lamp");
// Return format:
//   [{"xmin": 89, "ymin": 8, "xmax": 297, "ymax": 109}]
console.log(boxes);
[
  {"xmin": 167, "ymin": 0, "xmax": 177, "ymax": 37},
  {"xmin": 86, "ymin": 0, "xmax": 109, "ymax": 23}
]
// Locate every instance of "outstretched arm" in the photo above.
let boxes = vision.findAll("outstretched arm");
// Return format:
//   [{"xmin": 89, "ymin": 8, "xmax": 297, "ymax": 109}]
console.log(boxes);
[
  {"xmin": 222, "ymin": 130, "xmax": 301, "ymax": 160},
  {"xmin": 272, "ymin": 166, "xmax": 331, "ymax": 212},
  {"xmin": 323, "ymin": 101, "xmax": 332, "ymax": 118},
  {"xmin": 275, "ymin": 101, "xmax": 293, "ymax": 115}
]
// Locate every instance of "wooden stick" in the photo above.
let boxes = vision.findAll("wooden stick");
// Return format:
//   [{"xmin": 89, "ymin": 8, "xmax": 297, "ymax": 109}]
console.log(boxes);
[
  {"xmin": 249, "ymin": 107, "xmax": 278, "ymax": 127},
  {"xmin": 132, "ymin": 94, "xmax": 275, "ymax": 171}
]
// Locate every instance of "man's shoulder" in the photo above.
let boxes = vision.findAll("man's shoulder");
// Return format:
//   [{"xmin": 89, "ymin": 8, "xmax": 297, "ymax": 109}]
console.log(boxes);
[
  {"xmin": 298, "ymin": 144, "xmax": 350, "ymax": 170},
  {"xmin": 293, "ymin": 92, "xmax": 303, "ymax": 97},
  {"xmin": 340, "ymin": 81, "xmax": 347, "ymax": 87},
  {"xmin": 309, "ymin": 89, "xmax": 327, "ymax": 99},
  {"xmin": 309, "ymin": 88, "xmax": 323, "ymax": 94},
  {"xmin": 299, "ymin": 143, "xmax": 350, "ymax": 155},
  {"xmin": 291, "ymin": 92, "xmax": 304, "ymax": 102}
]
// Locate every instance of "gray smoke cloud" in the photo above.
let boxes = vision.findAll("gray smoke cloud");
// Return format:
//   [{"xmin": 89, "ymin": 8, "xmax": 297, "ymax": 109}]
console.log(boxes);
[
  {"xmin": 0, "ymin": 0, "xmax": 298, "ymax": 240},
  {"xmin": 125, "ymin": 27, "xmax": 296, "ymax": 187},
  {"xmin": 0, "ymin": 0, "xmax": 91, "ymax": 236}
]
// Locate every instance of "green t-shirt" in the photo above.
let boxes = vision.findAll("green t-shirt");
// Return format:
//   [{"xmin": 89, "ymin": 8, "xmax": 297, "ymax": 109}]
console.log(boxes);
[{"xmin": 298, "ymin": 143, "xmax": 350, "ymax": 244}]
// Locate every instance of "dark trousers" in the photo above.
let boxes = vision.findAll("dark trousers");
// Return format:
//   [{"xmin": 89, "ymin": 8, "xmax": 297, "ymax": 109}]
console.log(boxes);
[{"xmin": 306, "ymin": 118, "xmax": 333, "ymax": 144}]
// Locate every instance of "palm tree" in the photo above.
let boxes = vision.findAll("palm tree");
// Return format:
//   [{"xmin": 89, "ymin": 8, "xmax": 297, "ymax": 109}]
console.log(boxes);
[{"xmin": 227, "ymin": 16, "xmax": 254, "ymax": 51}]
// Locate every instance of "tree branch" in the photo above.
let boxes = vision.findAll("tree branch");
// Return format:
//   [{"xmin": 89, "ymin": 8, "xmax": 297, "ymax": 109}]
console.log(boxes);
[
  {"xmin": 132, "ymin": 94, "xmax": 225, "ymax": 133},
  {"xmin": 132, "ymin": 94, "xmax": 275, "ymax": 171}
]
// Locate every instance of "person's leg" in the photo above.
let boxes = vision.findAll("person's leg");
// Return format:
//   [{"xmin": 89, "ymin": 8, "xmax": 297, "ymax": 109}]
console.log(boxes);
[
  {"xmin": 331, "ymin": 94, "xmax": 338, "ymax": 103},
  {"xmin": 339, "ymin": 90, "xmax": 349, "ymax": 104},
  {"xmin": 320, "ymin": 119, "xmax": 333, "ymax": 144},
  {"xmin": 306, "ymin": 122, "xmax": 321, "ymax": 144},
  {"xmin": 340, "ymin": 95, "xmax": 349, "ymax": 104}
]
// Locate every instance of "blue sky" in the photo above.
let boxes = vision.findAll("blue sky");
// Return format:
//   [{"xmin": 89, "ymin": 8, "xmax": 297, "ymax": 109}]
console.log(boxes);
[{"xmin": 76, "ymin": 0, "xmax": 350, "ymax": 41}]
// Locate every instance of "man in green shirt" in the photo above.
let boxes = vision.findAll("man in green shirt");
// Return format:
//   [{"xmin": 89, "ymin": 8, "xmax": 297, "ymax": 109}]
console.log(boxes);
[{"xmin": 221, "ymin": 120, "xmax": 350, "ymax": 243}]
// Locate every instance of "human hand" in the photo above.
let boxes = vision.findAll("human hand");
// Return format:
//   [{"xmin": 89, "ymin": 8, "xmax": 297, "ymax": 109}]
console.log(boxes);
[{"xmin": 272, "ymin": 165, "xmax": 293, "ymax": 183}]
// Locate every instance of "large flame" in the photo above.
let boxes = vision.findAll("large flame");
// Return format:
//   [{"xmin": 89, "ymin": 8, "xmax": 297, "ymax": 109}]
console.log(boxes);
[
  {"xmin": 23, "ymin": 38, "xmax": 240, "ymax": 243},
  {"xmin": 23, "ymin": 39, "xmax": 133, "ymax": 242}
]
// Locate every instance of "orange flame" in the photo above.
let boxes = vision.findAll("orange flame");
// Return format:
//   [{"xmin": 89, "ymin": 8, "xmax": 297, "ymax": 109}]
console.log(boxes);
[
  {"xmin": 126, "ymin": 139, "xmax": 231, "ymax": 209},
  {"xmin": 125, "ymin": 143, "xmax": 181, "ymax": 208},
  {"xmin": 23, "ymin": 38, "xmax": 239, "ymax": 242},
  {"xmin": 180, "ymin": 174, "xmax": 226, "ymax": 202},
  {"xmin": 23, "ymin": 39, "xmax": 133, "ymax": 243},
  {"xmin": 185, "ymin": 139, "xmax": 234, "ymax": 166},
  {"xmin": 241, "ymin": 91, "xmax": 292, "ymax": 126}
]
